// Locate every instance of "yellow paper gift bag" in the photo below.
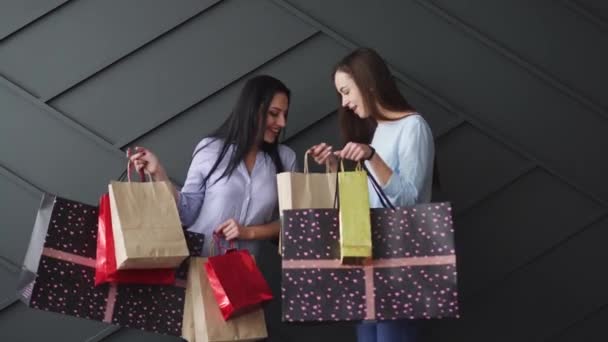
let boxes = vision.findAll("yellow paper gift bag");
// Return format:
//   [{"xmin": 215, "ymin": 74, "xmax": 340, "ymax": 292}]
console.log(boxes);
[{"xmin": 337, "ymin": 162, "xmax": 372, "ymax": 260}]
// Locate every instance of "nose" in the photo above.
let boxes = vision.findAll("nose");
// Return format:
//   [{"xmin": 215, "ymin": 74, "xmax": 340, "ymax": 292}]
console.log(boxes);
[
  {"xmin": 341, "ymin": 96, "xmax": 349, "ymax": 108},
  {"xmin": 276, "ymin": 113, "xmax": 286, "ymax": 128}
]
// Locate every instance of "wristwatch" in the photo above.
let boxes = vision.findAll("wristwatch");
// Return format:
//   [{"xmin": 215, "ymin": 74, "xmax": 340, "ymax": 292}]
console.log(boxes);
[{"xmin": 365, "ymin": 145, "xmax": 376, "ymax": 161}]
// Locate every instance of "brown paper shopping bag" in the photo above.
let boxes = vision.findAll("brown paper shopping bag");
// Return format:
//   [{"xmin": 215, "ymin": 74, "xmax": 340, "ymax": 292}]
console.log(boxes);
[
  {"xmin": 182, "ymin": 269, "xmax": 196, "ymax": 342},
  {"xmin": 185, "ymin": 257, "xmax": 267, "ymax": 342},
  {"xmin": 276, "ymin": 152, "xmax": 337, "ymax": 254},
  {"xmin": 109, "ymin": 156, "xmax": 188, "ymax": 269}
]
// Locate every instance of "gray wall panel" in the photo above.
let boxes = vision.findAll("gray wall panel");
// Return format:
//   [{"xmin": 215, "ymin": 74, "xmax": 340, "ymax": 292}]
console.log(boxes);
[
  {"xmin": 0, "ymin": 266, "xmax": 19, "ymax": 308},
  {"xmin": 551, "ymin": 306, "xmax": 608, "ymax": 342},
  {"xmin": 102, "ymin": 328, "xmax": 180, "ymax": 342},
  {"xmin": 0, "ymin": 0, "xmax": 220, "ymax": 100},
  {"xmin": 0, "ymin": 0, "xmax": 67, "ymax": 40},
  {"xmin": 456, "ymin": 169, "xmax": 604, "ymax": 295},
  {"xmin": 0, "ymin": 82, "xmax": 124, "ymax": 203},
  {"xmin": 0, "ymin": 173, "xmax": 40, "ymax": 267},
  {"xmin": 397, "ymin": 82, "xmax": 460, "ymax": 135},
  {"xmin": 430, "ymin": 0, "xmax": 608, "ymax": 111},
  {"xmin": 436, "ymin": 123, "xmax": 532, "ymax": 211},
  {"xmin": 430, "ymin": 217, "xmax": 608, "ymax": 342},
  {"xmin": 49, "ymin": 0, "xmax": 316, "ymax": 145},
  {"xmin": 576, "ymin": 0, "xmax": 608, "ymax": 21},
  {"xmin": 0, "ymin": 303, "xmax": 110, "ymax": 341}
]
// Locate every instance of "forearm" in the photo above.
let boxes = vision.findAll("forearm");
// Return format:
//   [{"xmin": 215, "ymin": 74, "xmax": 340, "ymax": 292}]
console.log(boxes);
[
  {"xmin": 243, "ymin": 220, "xmax": 280, "ymax": 240},
  {"xmin": 366, "ymin": 153, "xmax": 393, "ymax": 186},
  {"xmin": 152, "ymin": 166, "xmax": 180, "ymax": 204}
]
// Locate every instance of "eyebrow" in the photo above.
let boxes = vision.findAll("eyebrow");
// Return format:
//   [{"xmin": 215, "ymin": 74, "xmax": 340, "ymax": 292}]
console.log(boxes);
[{"xmin": 269, "ymin": 106, "xmax": 285, "ymax": 112}]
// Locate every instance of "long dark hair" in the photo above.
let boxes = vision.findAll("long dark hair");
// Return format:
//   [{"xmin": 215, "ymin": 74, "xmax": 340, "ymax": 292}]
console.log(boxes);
[
  {"xmin": 200, "ymin": 75, "xmax": 290, "ymax": 185},
  {"xmin": 333, "ymin": 47, "xmax": 415, "ymax": 143}
]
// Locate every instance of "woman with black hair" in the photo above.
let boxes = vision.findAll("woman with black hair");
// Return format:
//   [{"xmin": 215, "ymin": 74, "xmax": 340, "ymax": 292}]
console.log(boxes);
[{"xmin": 129, "ymin": 75, "xmax": 296, "ymax": 257}]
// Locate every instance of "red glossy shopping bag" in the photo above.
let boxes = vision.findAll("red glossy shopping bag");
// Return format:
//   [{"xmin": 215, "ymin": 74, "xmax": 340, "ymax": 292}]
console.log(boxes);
[
  {"xmin": 94, "ymin": 193, "xmax": 175, "ymax": 286},
  {"xmin": 204, "ymin": 235, "xmax": 273, "ymax": 320}
]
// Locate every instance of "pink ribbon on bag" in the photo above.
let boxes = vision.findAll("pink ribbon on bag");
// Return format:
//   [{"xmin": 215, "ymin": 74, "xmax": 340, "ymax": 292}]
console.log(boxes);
[
  {"xmin": 282, "ymin": 255, "xmax": 456, "ymax": 320},
  {"xmin": 41, "ymin": 247, "xmax": 186, "ymax": 323}
]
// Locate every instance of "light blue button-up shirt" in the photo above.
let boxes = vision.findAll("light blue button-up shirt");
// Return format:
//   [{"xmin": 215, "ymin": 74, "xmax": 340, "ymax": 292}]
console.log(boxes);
[{"xmin": 177, "ymin": 138, "xmax": 297, "ymax": 257}]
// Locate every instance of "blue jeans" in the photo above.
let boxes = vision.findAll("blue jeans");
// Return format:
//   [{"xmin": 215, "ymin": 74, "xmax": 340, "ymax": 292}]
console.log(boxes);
[{"xmin": 356, "ymin": 320, "xmax": 416, "ymax": 342}]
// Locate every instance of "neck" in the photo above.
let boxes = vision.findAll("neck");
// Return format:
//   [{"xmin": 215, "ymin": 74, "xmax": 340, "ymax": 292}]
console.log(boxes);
[
  {"xmin": 248, "ymin": 146, "xmax": 258, "ymax": 156},
  {"xmin": 376, "ymin": 105, "xmax": 413, "ymax": 122}
]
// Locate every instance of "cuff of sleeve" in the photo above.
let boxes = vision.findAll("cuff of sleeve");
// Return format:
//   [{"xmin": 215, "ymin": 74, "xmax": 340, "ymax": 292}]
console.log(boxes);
[{"xmin": 177, "ymin": 192, "xmax": 190, "ymax": 225}]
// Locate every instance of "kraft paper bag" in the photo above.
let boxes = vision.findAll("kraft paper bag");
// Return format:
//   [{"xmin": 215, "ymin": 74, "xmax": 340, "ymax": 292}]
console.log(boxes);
[
  {"xmin": 185, "ymin": 257, "xmax": 268, "ymax": 342},
  {"xmin": 108, "ymin": 161, "xmax": 189, "ymax": 270},
  {"xmin": 276, "ymin": 152, "xmax": 337, "ymax": 254}
]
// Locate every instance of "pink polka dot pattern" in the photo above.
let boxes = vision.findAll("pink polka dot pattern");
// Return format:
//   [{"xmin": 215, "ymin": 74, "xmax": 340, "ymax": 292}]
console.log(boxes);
[
  {"xmin": 281, "ymin": 209, "xmax": 340, "ymax": 260},
  {"xmin": 184, "ymin": 231, "xmax": 205, "ymax": 257},
  {"xmin": 25, "ymin": 196, "xmax": 207, "ymax": 336},
  {"xmin": 112, "ymin": 284, "xmax": 186, "ymax": 335},
  {"xmin": 370, "ymin": 203, "xmax": 455, "ymax": 259},
  {"xmin": 45, "ymin": 198, "xmax": 98, "ymax": 258},
  {"xmin": 281, "ymin": 268, "xmax": 367, "ymax": 322},
  {"xmin": 176, "ymin": 232, "xmax": 206, "ymax": 279},
  {"xmin": 30, "ymin": 256, "xmax": 109, "ymax": 321},
  {"xmin": 373, "ymin": 265, "xmax": 459, "ymax": 320},
  {"xmin": 280, "ymin": 202, "xmax": 458, "ymax": 321}
]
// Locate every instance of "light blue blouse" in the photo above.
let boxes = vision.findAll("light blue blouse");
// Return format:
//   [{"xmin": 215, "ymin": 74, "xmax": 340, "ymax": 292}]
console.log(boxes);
[{"xmin": 366, "ymin": 114, "xmax": 435, "ymax": 208}]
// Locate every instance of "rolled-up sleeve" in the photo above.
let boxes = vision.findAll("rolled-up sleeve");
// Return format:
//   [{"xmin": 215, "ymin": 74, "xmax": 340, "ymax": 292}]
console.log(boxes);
[{"xmin": 177, "ymin": 140, "xmax": 211, "ymax": 227}]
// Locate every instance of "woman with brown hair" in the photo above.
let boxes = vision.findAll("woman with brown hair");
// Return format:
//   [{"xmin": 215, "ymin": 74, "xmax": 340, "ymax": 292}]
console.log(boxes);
[{"xmin": 308, "ymin": 48, "xmax": 435, "ymax": 342}]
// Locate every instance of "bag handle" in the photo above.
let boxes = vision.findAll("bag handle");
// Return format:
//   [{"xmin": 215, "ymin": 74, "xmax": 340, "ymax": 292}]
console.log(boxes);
[
  {"xmin": 363, "ymin": 164, "xmax": 396, "ymax": 210},
  {"xmin": 303, "ymin": 151, "xmax": 332, "ymax": 174},
  {"xmin": 117, "ymin": 148, "xmax": 151, "ymax": 182},
  {"xmin": 332, "ymin": 159, "xmax": 364, "ymax": 209},
  {"xmin": 210, "ymin": 232, "xmax": 237, "ymax": 256}
]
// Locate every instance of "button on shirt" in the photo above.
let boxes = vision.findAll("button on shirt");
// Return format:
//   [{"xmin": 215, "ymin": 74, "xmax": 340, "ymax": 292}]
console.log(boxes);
[{"xmin": 177, "ymin": 138, "xmax": 297, "ymax": 257}]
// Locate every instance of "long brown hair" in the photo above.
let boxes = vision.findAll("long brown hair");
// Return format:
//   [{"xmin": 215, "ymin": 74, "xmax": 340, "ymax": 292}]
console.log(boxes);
[
  {"xmin": 333, "ymin": 47, "xmax": 415, "ymax": 143},
  {"xmin": 333, "ymin": 48, "xmax": 442, "ymax": 192}
]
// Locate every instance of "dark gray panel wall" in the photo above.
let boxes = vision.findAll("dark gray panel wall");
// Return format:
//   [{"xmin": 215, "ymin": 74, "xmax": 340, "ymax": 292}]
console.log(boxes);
[
  {"xmin": 0, "ymin": 0, "xmax": 67, "ymax": 40},
  {"xmin": 0, "ymin": 0, "xmax": 606, "ymax": 341},
  {"xmin": 0, "ymin": 0, "xmax": 221, "ymax": 100}
]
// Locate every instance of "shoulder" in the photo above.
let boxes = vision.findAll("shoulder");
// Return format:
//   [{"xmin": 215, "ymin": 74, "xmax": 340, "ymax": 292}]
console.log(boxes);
[
  {"xmin": 278, "ymin": 144, "xmax": 296, "ymax": 162},
  {"xmin": 190, "ymin": 137, "xmax": 226, "ymax": 163},
  {"xmin": 398, "ymin": 113, "xmax": 430, "ymax": 131},
  {"xmin": 394, "ymin": 113, "xmax": 433, "ymax": 140},
  {"xmin": 193, "ymin": 137, "xmax": 223, "ymax": 154}
]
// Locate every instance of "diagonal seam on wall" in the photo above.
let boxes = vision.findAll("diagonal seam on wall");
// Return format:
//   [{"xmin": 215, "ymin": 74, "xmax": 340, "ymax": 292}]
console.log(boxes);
[
  {"xmin": 116, "ymin": 31, "xmax": 322, "ymax": 149},
  {"xmin": 544, "ymin": 301, "xmax": 608, "ymax": 342},
  {"xmin": 0, "ymin": 0, "xmax": 71, "ymax": 42},
  {"xmin": 412, "ymin": 0, "xmax": 608, "ymax": 121},
  {"xmin": 42, "ymin": 0, "xmax": 225, "ymax": 102},
  {"xmin": 561, "ymin": 0, "xmax": 608, "ymax": 31},
  {"xmin": 269, "ymin": 0, "xmax": 608, "ymax": 208}
]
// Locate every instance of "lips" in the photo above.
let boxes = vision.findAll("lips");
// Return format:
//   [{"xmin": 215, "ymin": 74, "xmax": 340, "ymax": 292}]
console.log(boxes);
[{"xmin": 268, "ymin": 127, "xmax": 281, "ymax": 135}]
